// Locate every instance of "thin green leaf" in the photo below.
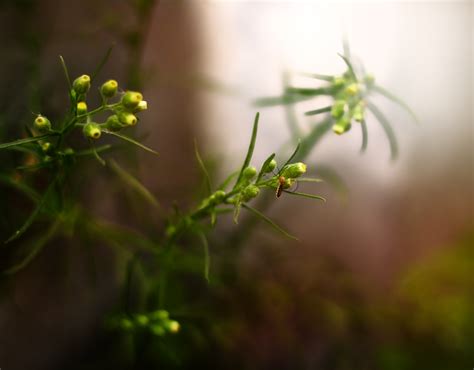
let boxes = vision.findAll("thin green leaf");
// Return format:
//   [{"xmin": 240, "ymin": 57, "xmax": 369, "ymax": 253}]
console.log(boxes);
[
  {"xmin": 256, "ymin": 153, "xmax": 276, "ymax": 183},
  {"xmin": 233, "ymin": 112, "xmax": 259, "ymax": 189},
  {"xmin": 283, "ymin": 190, "xmax": 326, "ymax": 202},
  {"xmin": 91, "ymin": 44, "xmax": 115, "ymax": 82},
  {"xmin": 76, "ymin": 144, "xmax": 113, "ymax": 156},
  {"xmin": 282, "ymin": 71, "xmax": 302, "ymax": 140},
  {"xmin": 342, "ymin": 36, "xmax": 351, "ymax": 60},
  {"xmin": 109, "ymin": 159, "xmax": 160, "ymax": 209},
  {"xmin": 102, "ymin": 129, "xmax": 159, "ymax": 156},
  {"xmin": 233, "ymin": 202, "xmax": 241, "ymax": 224},
  {"xmin": 305, "ymin": 106, "xmax": 332, "ymax": 116},
  {"xmin": 280, "ymin": 141, "xmax": 301, "ymax": 174},
  {"xmin": 59, "ymin": 55, "xmax": 72, "ymax": 89},
  {"xmin": 337, "ymin": 53, "xmax": 357, "ymax": 81},
  {"xmin": 210, "ymin": 210, "xmax": 217, "ymax": 227},
  {"xmin": 372, "ymin": 85, "xmax": 419, "ymax": 124},
  {"xmin": 297, "ymin": 177, "xmax": 324, "ymax": 183},
  {"xmin": 198, "ymin": 232, "xmax": 210, "ymax": 283},
  {"xmin": 253, "ymin": 94, "xmax": 314, "ymax": 107},
  {"xmin": 298, "ymin": 72, "xmax": 334, "ymax": 82},
  {"xmin": 285, "ymin": 87, "xmax": 333, "ymax": 96},
  {"xmin": 3, "ymin": 218, "xmax": 61, "ymax": 275},
  {"xmin": 360, "ymin": 119, "xmax": 368, "ymax": 153},
  {"xmin": 4, "ymin": 177, "xmax": 57, "ymax": 244},
  {"xmin": 0, "ymin": 134, "xmax": 55, "ymax": 150},
  {"xmin": 194, "ymin": 139, "xmax": 212, "ymax": 195},
  {"xmin": 217, "ymin": 170, "xmax": 239, "ymax": 190},
  {"xmin": 366, "ymin": 101, "xmax": 398, "ymax": 160},
  {"xmin": 0, "ymin": 174, "xmax": 41, "ymax": 203},
  {"xmin": 91, "ymin": 143, "xmax": 106, "ymax": 166},
  {"xmin": 16, "ymin": 161, "xmax": 53, "ymax": 172},
  {"xmin": 241, "ymin": 204, "xmax": 298, "ymax": 240}
]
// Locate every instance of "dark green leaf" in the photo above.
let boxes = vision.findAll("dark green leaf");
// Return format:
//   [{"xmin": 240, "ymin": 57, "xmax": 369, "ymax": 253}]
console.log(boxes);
[
  {"xmin": 4, "ymin": 177, "xmax": 57, "ymax": 244},
  {"xmin": 194, "ymin": 139, "xmax": 212, "ymax": 195},
  {"xmin": 253, "ymin": 94, "xmax": 314, "ymax": 107},
  {"xmin": 91, "ymin": 44, "xmax": 115, "ymax": 82},
  {"xmin": 280, "ymin": 141, "xmax": 301, "ymax": 174},
  {"xmin": 198, "ymin": 232, "xmax": 210, "ymax": 283},
  {"xmin": 0, "ymin": 134, "xmax": 55, "ymax": 150},
  {"xmin": 305, "ymin": 106, "xmax": 332, "ymax": 116},
  {"xmin": 282, "ymin": 190, "xmax": 326, "ymax": 202},
  {"xmin": 4, "ymin": 218, "xmax": 61, "ymax": 274},
  {"xmin": 285, "ymin": 87, "xmax": 333, "ymax": 96},
  {"xmin": 102, "ymin": 129, "xmax": 159, "ymax": 156},
  {"xmin": 59, "ymin": 55, "xmax": 72, "ymax": 89},
  {"xmin": 337, "ymin": 53, "xmax": 357, "ymax": 81},
  {"xmin": 233, "ymin": 112, "xmax": 259, "ymax": 189},
  {"xmin": 241, "ymin": 204, "xmax": 298, "ymax": 240},
  {"xmin": 256, "ymin": 153, "xmax": 276, "ymax": 183},
  {"xmin": 109, "ymin": 159, "xmax": 160, "ymax": 209}
]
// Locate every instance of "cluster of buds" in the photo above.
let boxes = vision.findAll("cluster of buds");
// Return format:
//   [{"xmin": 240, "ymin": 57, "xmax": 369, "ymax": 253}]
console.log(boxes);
[
  {"xmin": 329, "ymin": 73, "xmax": 374, "ymax": 135},
  {"xmin": 271, "ymin": 162, "xmax": 306, "ymax": 197},
  {"xmin": 111, "ymin": 309, "xmax": 180, "ymax": 337}
]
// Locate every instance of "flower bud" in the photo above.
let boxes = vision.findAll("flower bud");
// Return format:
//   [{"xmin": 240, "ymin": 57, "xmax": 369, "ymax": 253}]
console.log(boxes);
[
  {"xmin": 281, "ymin": 162, "xmax": 307, "ymax": 178},
  {"xmin": 213, "ymin": 190, "xmax": 226, "ymax": 202},
  {"xmin": 283, "ymin": 178, "xmax": 294, "ymax": 189},
  {"xmin": 100, "ymin": 79, "xmax": 118, "ymax": 98},
  {"xmin": 83, "ymin": 122, "xmax": 102, "ymax": 139},
  {"xmin": 352, "ymin": 102, "xmax": 365, "ymax": 122},
  {"xmin": 77, "ymin": 101, "xmax": 88, "ymax": 115},
  {"xmin": 151, "ymin": 325, "xmax": 166, "ymax": 336},
  {"xmin": 345, "ymin": 83, "xmax": 359, "ymax": 96},
  {"xmin": 150, "ymin": 310, "xmax": 169, "ymax": 321},
  {"xmin": 164, "ymin": 320, "xmax": 180, "ymax": 333},
  {"xmin": 72, "ymin": 74, "xmax": 91, "ymax": 94},
  {"xmin": 34, "ymin": 115, "xmax": 51, "ymax": 132},
  {"xmin": 333, "ymin": 76, "xmax": 346, "ymax": 87},
  {"xmin": 105, "ymin": 115, "xmax": 124, "ymax": 131},
  {"xmin": 242, "ymin": 185, "xmax": 260, "ymax": 201},
  {"xmin": 331, "ymin": 100, "xmax": 346, "ymax": 118},
  {"xmin": 134, "ymin": 100, "xmax": 148, "ymax": 113},
  {"xmin": 135, "ymin": 315, "xmax": 149, "ymax": 327},
  {"xmin": 120, "ymin": 318, "xmax": 134, "ymax": 331},
  {"xmin": 118, "ymin": 111, "xmax": 138, "ymax": 126},
  {"xmin": 265, "ymin": 159, "xmax": 277, "ymax": 173},
  {"xmin": 333, "ymin": 116, "xmax": 351, "ymax": 135},
  {"xmin": 121, "ymin": 91, "xmax": 143, "ymax": 109},
  {"xmin": 242, "ymin": 166, "xmax": 257, "ymax": 179},
  {"xmin": 41, "ymin": 142, "xmax": 52, "ymax": 154}
]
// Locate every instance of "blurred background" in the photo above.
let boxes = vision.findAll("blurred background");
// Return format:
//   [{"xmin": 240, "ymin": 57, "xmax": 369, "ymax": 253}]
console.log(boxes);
[{"xmin": 0, "ymin": 1, "xmax": 472, "ymax": 369}]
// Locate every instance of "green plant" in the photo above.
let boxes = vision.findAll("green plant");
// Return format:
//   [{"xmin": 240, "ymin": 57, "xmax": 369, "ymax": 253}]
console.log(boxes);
[{"xmin": 0, "ymin": 43, "xmax": 415, "ymax": 351}]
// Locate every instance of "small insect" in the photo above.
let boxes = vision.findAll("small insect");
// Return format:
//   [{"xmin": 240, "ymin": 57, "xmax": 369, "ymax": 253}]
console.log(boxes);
[{"xmin": 276, "ymin": 176, "xmax": 286, "ymax": 198}]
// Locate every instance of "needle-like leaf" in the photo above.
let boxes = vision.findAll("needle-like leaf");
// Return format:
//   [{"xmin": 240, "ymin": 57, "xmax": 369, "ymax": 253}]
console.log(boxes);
[
  {"xmin": 91, "ymin": 44, "xmax": 115, "ymax": 82},
  {"xmin": 194, "ymin": 139, "xmax": 212, "ymax": 196},
  {"xmin": 233, "ymin": 112, "xmax": 259, "ymax": 189},
  {"xmin": 102, "ymin": 129, "xmax": 159, "ymax": 156},
  {"xmin": 256, "ymin": 153, "xmax": 276, "ymax": 183},
  {"xmin": 367, "ymin": 101, "xmax": 398, "ymax": 160},
  {"xmin": 241, "ymin": 204, "xmax": 298, "ymax": 241},
  {"xmin": 372, "ymin": 85, "xmax": 419, "ymax": 124},
  {"xmin": 360, "ymin": 119, "xmax": 368, "ymax": 153},
  {"xmin": 198, "ymin": 231, "xmax": 210, "ymax": 283},
  {"xmin": 282, "ymin": 190, "xmax": 326, "ymax": 202},
  {"xmin": 305, "ymin": 106, "xmax": 332, "ymax": 116},
  {"xmin": 0, "ymin": 134, "xmax": 55, "ymax": 150}
]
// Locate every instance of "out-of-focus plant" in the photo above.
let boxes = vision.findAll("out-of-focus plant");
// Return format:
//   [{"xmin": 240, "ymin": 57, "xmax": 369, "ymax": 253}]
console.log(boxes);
[{"xmin": 0, "ymin": 43, "xmax": 419, "ymax": 368}]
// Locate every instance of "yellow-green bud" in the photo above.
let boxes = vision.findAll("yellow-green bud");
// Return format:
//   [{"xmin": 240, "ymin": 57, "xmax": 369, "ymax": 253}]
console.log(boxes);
[
  {"xmin": 77, "ymin": 101, "xmax": 87, "ymax": 115},
  {"xmin": 41, "ymin": 142, "xmax": 52, "ymax": 153},
  {"xmin": 120, "ymin": 319, "xmax": 134, "ymax": 331},
  {"xmin": 283, "ymin": 178, "xmax": 294, "ymax": 189},
  {"xmin": 72, "ymin": 74, "xmax": 91, "ymax": 94},
  {"xmin": 243, "ymin": 166, "xmax": 257, "ymax": 179},
  {"xmin": 345, "ymin": 83, "xmax": 359, "ymax": 96},
  {"xmin": 105, "ymin": 115, "xmax": 124, "ymax": 131},
  {"xmin": 151, "ymin": 325, "xmax": 166, "ymax": 336},
  {"xmin": 118, "ymin": 111, "xmax": 138, "ymax": 126},
  {"xmin": 165, "ymin": 320, "xmax": 180, "ymax": 333},
  {"xmin": 331, "ymin": 100, "xmax": 346, "ymax": 118},
  {"xmin": 242, "ymin": 185, "xmax": 260, "ymax": 201},
  {"xmin": 333, "ymin": 117, "xmax": 351, "ymax": 135},
  {"xmin": 100, "ymin": 79, "xmax": 118, "ymax": 98},
  {"xmin": 265, "ymin": 159, "xmax": 277, "ymax": 173},
  {"xmin": 121, "ymin": 91, "xmax": 143, "ymax": 109},
  {"xmin": 135, "ymin": 315, "xmax": 149, "ymax": 327},
  {"xmin": 352, "ymin": 102, "xmax": 365, "ymax": 122},
  {"xmin": 333, "ymin": 76, "xmax": 346, "ymax": 87},
  {"xmin": 34, "ymin": 115, "xmax": 51, "ymax": 132},
  {"xmin": 150, "ymin": 310, "xmax": 169, "ymax": 321},
  {"xmin": 281, "ymin": 162, "xmax": 307, "ymax": 178},
  {"xmin": 83, "ymin": 122, "xmax": 102, "ymax": 139},
  {"xmin": 134, "ymin": 100, "xmax": 148, "ymax": 112},
  {"xmin": 213, "ymin": 190, "xmax": 226, "ymax": 202}
]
